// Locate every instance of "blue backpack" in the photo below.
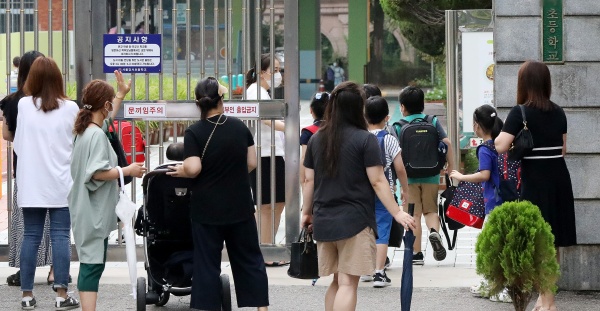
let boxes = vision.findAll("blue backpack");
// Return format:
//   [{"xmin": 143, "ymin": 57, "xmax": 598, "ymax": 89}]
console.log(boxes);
[{"xmin": 477, "ymin": 140, "xmax": 522, "ymax": 202}]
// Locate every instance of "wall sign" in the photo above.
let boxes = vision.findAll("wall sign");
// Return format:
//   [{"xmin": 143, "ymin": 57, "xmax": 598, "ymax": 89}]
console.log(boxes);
[
  {"xmin": 542, "ymin": 0, "xmax": 563, "ymax": 63},
  {"xmin": 104, "ymin": 34, "xmax": 162, "ymax": 73}
]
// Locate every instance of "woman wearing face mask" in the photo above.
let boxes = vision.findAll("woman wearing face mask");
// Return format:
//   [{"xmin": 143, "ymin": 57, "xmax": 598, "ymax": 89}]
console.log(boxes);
[
  {"xmin": 245, "ymin": 54, "xmax": 287, "ymax": 266},
  {"xmin": 69, "ymin": 73, "xmax": 146, "ymax": 311}
]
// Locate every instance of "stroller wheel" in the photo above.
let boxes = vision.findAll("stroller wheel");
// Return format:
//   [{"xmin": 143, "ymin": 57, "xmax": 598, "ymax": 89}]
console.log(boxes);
[
  {"xmin": 137, "ymin": 277, "xmax": 147, "ymax": 311},
  {"xmin": 220, "ymin": 274, "xmax": 231, "ymax": 311},
  {"xmin": 155, "ymin": 291, "xmax": 170, "ymax": 307}
]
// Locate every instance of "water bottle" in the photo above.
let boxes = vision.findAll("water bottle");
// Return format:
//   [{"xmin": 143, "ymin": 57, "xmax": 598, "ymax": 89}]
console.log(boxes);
[{"xmin": 9, "ymin": 72, "xmax": 18, "ymax": 94}]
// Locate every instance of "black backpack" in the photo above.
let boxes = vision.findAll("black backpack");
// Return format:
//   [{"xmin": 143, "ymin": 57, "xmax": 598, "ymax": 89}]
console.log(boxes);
[{"xmin": 393, "ymin": 115, "xmax": 447, "ymax": 178}]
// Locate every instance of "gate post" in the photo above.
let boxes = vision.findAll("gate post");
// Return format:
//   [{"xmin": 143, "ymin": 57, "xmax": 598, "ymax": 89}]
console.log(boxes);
[
  {"xmin": 74, "ymin": 0, "xmax": 107, "ymax": 103},
  {"xmin": 284, "ymin": 0, "xmax": 301, "ymax": 246}
]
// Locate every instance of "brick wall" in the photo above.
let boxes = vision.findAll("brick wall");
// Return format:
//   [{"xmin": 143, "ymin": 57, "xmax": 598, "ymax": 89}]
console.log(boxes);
[{"xmin": 36, "ymin": 0, "xmax": 74, "ymax": 31}]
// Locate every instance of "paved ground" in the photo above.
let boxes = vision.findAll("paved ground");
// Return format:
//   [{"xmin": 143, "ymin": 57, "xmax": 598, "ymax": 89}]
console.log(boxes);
[{"xmin": 1, "ymin": 262, "xmax": 599, "ymax": 310}]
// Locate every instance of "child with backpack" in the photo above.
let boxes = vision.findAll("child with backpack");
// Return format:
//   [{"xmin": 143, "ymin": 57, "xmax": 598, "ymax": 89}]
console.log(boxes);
[
  {"xmin": 393, "ymin": 86, "xmax": 453, "ymax": 265},
  {"xmin": 300, "ymin": 92, "xmax": 329, "ymax": 185},
  {"xmin": 361, "ymin": 96, "xmax": 409, "ymax": 287},
  {"xmin": 449, "ymin": 104, "xmax": 513, "ymax": 303}
]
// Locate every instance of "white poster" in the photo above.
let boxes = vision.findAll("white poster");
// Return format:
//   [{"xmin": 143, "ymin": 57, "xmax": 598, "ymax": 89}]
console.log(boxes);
[{"xmin": 461, "ymin": 32, "xmax": 494, "ymax": 133}]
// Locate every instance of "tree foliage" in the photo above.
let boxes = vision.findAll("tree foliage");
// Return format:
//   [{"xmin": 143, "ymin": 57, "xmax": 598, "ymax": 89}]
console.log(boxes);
[
  {"xmin": 380, "ymin": 0, "xmax": 492, "ymax": 55},
  {"xmin": 475, "ymin": 201, "xmax": 560, "ymax": 311}
]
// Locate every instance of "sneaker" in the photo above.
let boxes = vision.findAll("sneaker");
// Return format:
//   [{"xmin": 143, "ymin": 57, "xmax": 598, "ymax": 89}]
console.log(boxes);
[
  {"xmin": 412, "ymin": 252, "xmax": 424, "ymax": 265},
  {"xmin": 384, "ymin": 256, "xmax": 391, "ymax": 269},
  {"xmin": 373, "ymin": 272, "xmax": 391, "ymax": 288},
  {"xmin": 470, "ymin": 280, "xmax": 490, "ymax": 298},
  {"xmin": 21, "ymin": 296, "xmax": 36, "ymax": 310},
  {"xmin": 359, "ymin": 275, "xmax": 373, "ymax": 282},
  {"xmin": 55, "ymin": 295, "xmax": 80, "ymax": 310},
  {"xmin": 7, "ymin": 270, "xmax": 21, "ymax": 286},
  {"xmin": 428, "ymin": 229, "xmax": 447, "ymax": 261},
  {"xmin": 489, "ymin": 288, "xmax": 512, "ymax": 303}
]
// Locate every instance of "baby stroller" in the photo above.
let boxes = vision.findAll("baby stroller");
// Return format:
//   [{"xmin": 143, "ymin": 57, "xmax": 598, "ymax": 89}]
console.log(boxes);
[{"xmin": 135, "ymin": 163, "xmax": 232, "ymax": 311}]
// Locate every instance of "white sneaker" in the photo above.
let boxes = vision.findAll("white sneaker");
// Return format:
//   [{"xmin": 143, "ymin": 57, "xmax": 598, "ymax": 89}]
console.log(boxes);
[
  {"xmin": 489, "ymin": 288, "xmax": 512, "ymax": 303},
  {"xmin": 359, "ymin": 275, "xmax": 373, "ymax": 282}
]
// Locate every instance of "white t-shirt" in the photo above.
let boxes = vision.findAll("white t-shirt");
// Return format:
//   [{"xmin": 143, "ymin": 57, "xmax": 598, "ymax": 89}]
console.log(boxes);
[
  {"xmin": 370, "ymin": 129, "xmax": 401, "ymax": 191},
  {"xmin": 246, "ymin": 82, "xmax": 285, "ymax": 157},
  {"xmin": 14, "ymin": 96, "xmax": 79, "ymax": 208}
]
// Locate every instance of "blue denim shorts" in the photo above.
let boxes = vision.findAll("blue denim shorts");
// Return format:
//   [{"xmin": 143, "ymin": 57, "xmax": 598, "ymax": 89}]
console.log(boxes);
[{"xmin": 374, "ymin": 198, "xmax": 393, "ymax": 244}]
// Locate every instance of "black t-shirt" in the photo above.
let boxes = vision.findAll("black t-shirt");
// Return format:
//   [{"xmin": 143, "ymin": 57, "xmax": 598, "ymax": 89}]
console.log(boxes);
[
  {"xmin": 304, "ymin": 125, "xmax": 383, "ymax": 241},
  {"xmin": 184, "ymin": 115, "xmax": 255, "ymax": 225},
  {"xmin": 503, "ymin": 103, "xmax": 567, "ymax": 148},
  {"xmin": 300, "ymin": 120, "xmax": 322, "ymax": 145},
  {"xmin": 0, "ymin": 93, "xmax": 22, "ymax": 176}
]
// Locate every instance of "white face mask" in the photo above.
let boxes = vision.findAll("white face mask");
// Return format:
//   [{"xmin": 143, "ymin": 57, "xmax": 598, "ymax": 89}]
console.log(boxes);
[{"xmin": 266, "ymin": 72, "xmax": 282, "ymax": 89}]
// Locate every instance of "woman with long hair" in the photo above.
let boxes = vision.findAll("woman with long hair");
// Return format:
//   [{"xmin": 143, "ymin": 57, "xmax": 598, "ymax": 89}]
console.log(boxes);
[
  {"xmin": 245, "ymin": 53, "xmax": 287, "ymax": 265},
  {"xmin": 167, "ymin": 77, "xmax": 269, "ymax": 310},
  {"xmin": 13, "ymin": 56, "xmax": 80, "ymax": 309},
  {"xmin": 69, "ymin": 73, "xmax": 145, "ymax": 311},
  {"xmin": 495, "ymin": 60, "xmax": 576, "ymax": 311},
  {"xmin": 301, "ymin": 81, "xmax": 416, "ymax": 310},
  {"xmin": 0, "ymin": 51, "xmax": 59, "ymax": 288}
]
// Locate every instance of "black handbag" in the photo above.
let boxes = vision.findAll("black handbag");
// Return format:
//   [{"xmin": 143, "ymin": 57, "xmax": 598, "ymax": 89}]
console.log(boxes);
[
  {"xmin": 287, "ymin": 228, "xmax": 319, "ymax": 279},
  {"xmin": 508, "ymin": 105, "xmax": 534, "ymax": 161},
  {"xmin": 438, "ymin": 174, "xmax": 461, "ymax": 250},
  {"xmin": 106, "ymin": 120, "xmax": 132, "ymax": 186}
]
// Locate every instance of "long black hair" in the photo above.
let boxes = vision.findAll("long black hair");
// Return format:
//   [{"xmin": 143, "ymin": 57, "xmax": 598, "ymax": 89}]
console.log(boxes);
[
  {"xmin": 319, "ymin": 81, "xmax": 367, "ymax": 177},
  {"xmin": 245, "ymin": 53, "xmax": 272, "ymax": 88},
  {"xmin": 7, "ymin": 50, "xmax": 44, "ymax": 100},
  {"xmin": 195, "ymin": 77, "xmax": 222, "ymax": 120},
  {"xmin": 473, "ymin": 104, "xmax": 503, "ymax": 139}
]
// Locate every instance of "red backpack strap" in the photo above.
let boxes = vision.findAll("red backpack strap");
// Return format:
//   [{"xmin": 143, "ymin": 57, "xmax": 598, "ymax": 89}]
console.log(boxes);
[{"xmin": 303, "ymin": 124, "xmax": 320, "ymax": 134}]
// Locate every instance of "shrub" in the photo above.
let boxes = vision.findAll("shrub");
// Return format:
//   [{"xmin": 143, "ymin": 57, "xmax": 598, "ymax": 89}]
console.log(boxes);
[{"xmin": 475, "ymin": 200, "xmax": 560, "ymax": 311}]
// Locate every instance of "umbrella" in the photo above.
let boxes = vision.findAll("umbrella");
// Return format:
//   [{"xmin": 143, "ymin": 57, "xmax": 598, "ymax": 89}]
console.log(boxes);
[
  {"xmin": 400, "ymin": 203, "xmax": 415, "ymax": 311},
  {"xmin": 115, "ymin": 167, "xmax": 138, "ymax": 299}
]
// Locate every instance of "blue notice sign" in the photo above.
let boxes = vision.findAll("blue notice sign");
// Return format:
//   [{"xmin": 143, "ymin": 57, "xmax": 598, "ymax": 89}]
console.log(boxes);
[{"xmin": 103, "ymin": 34, "xmax": 162, "ymax": 73}]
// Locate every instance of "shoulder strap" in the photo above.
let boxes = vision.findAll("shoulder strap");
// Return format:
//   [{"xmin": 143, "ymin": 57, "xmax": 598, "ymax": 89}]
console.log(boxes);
[
  {"xmin": 438, "ymin": 215, "xmax": 458, "ymax": 250},
  {"xmin": 475, "ymin": 141, "xmax": 496, "ymax": 160},
  {"xmin": 519, "ymin": 105, "xmax": 527, "ymax": 124},
  {"xmin": 303, "ymin": 124, "xmax": 320, "ymax": 134}
]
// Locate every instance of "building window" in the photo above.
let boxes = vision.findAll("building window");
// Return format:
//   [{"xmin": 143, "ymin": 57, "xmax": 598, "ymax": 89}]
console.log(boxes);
[{"xmin": 0, "ymin": 0, "xmax": 35, "ymax": 34}]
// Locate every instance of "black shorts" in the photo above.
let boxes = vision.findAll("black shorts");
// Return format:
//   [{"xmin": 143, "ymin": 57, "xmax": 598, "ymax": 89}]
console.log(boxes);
[{"xmin": 250, "ymin": 156, "xmax": 285, "ymax": 205}]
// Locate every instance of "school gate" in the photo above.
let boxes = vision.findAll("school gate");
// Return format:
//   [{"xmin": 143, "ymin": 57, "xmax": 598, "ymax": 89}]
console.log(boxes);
[{"xmin": 1, "ymin": 0, "xmax": 303, "ymax": 263}]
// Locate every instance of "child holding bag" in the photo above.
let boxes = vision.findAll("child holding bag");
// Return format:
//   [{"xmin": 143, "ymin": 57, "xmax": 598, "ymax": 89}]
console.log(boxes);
[{"xmin": 449, "ymin": 104, "xmax": 510, "ymax": 303}]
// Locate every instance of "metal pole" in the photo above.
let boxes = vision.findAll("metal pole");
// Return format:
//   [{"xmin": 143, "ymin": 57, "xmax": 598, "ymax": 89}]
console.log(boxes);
[
  {"xmin": 144, "ymin": 0, "xmax": 151, "ymax": 171},
  {"xmin": 200, "ymin": 0, "xmax": 205, "ymax": 78},
  {"xmin": 269, "ymin": 0, "xmax": 276, "ymax": 244},
  {"xmin": 213, "ymin": 0, "xmax": 218, "ymax": 77},
  {"xmin": 62, "ymin": 0, "xmax": 68, "ymax": 92},
  {"xmin": 34, "ymin": 0, "xmax": 39, "ymax": 51},
  {"xmin": 158, "ymin": 0, "xmax": 165, "ymax": 165},
  {"xmin": 283, "ymin": 0, "xmax": 300, "ymax": 246},
  {"xmin": 19, "ymin": 0, "xmax": 25, "ymax": 55},
  {"xmin": 227, "ymin": 0, "xmax": 232, "ymax": 94},
  {"xmin": 445, "ymin": 10, "xmax": 460, "ymax": 173},
  {"xmin": 48, "ymin": 0, "xmax": 52, "ymax": 57},
  {"xmin": 130, "ymin": 0, "xmax": 136, "ymax": 100},
  {"xmin": 172, "ymin": 0, "xmax": 178, "ymax": 143},
  {"xmin": 241, "ymin": 0, "xmax": 247, "ymax": 99},
  {"xmin": 254, "ymin": 0, "xmax": 262, "ymax": 240},
  {"xmin": 5, "ymin": 0, "xmax": 13, "ymax": 237},
  {"xmin": 185, "ymin": 0, "xmax": 190, "ymax": 100}
]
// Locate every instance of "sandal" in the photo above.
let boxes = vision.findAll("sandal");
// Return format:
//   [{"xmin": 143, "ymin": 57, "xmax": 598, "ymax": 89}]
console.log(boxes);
[
  {"xmin": 264, "ymin": 261, "xmax": 290, "ymax": 267},
  {"xmin": 6, "ymin": 270, "xmax": 20, "ymax": 286}
]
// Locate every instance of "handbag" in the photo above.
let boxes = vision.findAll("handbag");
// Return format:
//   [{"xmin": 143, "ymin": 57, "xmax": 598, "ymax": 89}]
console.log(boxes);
[
  {"xmin": 446, "ymin": 181, "xmax": 485, "ymax": 229},
  {"xmin": 498, "ymin": 153, "xmax": 521, "ymax": 202},
  {"xmin": 106, "ymin": 120, "xmax": 132, "ymax": 186},
  {"xmin": 287, "ymin": 228, "xmax": 319, "ymax": 279},
  {"xmin": 438, "ymin": 174, "xmax": 462, "ymax": 250},
  {"xmin": 508, "ymin": 105, "xmax": 534, "ymax": 161}
]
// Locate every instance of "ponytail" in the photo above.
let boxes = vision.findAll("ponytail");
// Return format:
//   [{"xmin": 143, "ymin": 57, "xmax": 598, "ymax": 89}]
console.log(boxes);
[
  {"xmin": 73, "ymin": 109, "xmax": 94, "ymax": 135},
  {"xmin": 491, "ymin": 116, "xmax": 504, "ymax": 140},
  {"xmin": 245, "ymin": 67, "xmax": 257, "ymax": 88}
]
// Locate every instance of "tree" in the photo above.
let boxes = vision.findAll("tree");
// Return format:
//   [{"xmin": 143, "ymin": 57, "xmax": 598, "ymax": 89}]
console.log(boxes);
[
  {"xmin": 475, "ymin": 201, "xmax": 560, "ymax": 311},
  {"xmin": 369, "ymin": 0, "xmax": 385, "ymax": 84},
  {"xmin": 380, "ymin": 0, "xmax": 492, "ymax": 56}
]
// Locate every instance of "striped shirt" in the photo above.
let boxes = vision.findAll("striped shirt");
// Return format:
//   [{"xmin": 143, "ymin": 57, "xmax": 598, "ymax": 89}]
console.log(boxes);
[{"xmin": 370, "ymin": 129, "xmax": 401, "ymax": 191}]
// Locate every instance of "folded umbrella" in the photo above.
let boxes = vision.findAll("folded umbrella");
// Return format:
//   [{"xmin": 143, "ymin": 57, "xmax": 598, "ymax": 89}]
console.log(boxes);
[
  {"xmin": 400, "ymin": 203, "xmax": 415, "ymax": 311},
  {"xmin": 115, "ymin": 167, "xmax": 138, "ymax": 299}
]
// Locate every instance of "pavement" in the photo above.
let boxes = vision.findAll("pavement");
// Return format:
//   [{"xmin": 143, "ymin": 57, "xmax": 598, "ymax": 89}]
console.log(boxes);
[{"xmin": 2, "ymin": 99, "xmax": 599, "ymax": 310}]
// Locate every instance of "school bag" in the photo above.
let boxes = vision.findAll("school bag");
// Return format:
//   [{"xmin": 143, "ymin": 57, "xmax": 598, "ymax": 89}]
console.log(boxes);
[
  {"xmin": 393, "ymin": 115, "xmax": 447, "ymax": 178},
  {"xmin": 438, "ymin": 174, "xmax": 462, "ymax": 250},
  {"xmin": 477, "ymin": 140, "xmax": 522, "ymax": 202},
  {"xmin": 302, "ymin": 124, "xmax": 320, "ymax": 135}
]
